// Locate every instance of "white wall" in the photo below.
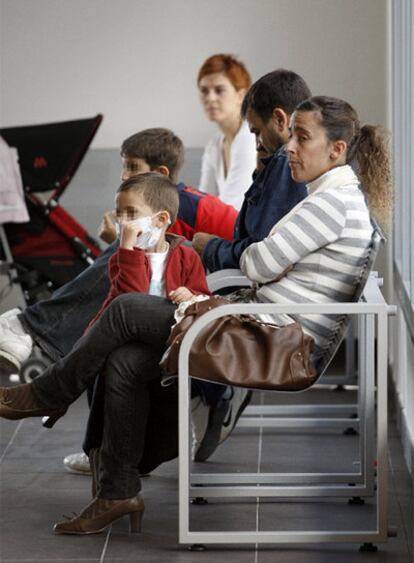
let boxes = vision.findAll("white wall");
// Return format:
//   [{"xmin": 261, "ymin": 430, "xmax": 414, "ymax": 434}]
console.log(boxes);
[
  {"xmin": 1, "ymin": 0, "xmax": 387, "ymax": 149},
  {"xmin": 390, "ymin": 0, "xmax": 414, "ymax": 477}
]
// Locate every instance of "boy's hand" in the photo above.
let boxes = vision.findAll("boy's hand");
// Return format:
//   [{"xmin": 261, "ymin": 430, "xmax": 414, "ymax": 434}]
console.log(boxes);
[
  {"xmin": 120, "ymin": 221, "xmax": 143, "ymax": 250},
  {"xmin": 192, "ymin": 233, "xmax": 216, "ymax": 256},
  {"xmin": 169, "ymin": 287, "xmax": 193, "ymax": 304},
  {"xmin": 98, "ymin": 212, "xmax": 117, "ymax": 244}
]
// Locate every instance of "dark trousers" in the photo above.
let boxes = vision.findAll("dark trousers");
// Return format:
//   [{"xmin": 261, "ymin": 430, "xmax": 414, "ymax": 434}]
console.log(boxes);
[{"xmin": 32, "ymin": 293, "xmax": 176, "ymax": 499}]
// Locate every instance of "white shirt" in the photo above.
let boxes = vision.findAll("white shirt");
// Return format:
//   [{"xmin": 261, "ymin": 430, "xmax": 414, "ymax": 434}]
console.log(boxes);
[
  {"xmin": 146, "ymin": 244, "xmax": 169, "ymax": 297},
  {"xmin": 199, "ymin": 121, "xmax": 256, "ymax": 210}
]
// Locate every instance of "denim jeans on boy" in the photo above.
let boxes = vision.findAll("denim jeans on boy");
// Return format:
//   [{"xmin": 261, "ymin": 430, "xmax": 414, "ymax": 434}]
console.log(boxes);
[
  {"xmin": 19, "ymin": 241, "xmax": 118, "ymax": 361},
  {"xmin": 32, "ymin": 293, "xmax": 177, "ymax": 499}
]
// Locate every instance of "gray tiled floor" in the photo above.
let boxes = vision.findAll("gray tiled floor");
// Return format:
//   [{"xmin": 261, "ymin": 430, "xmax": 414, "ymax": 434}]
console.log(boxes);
[{"xmin": 0, "ymin": 376, "xmax": 413, "ymax": 562}]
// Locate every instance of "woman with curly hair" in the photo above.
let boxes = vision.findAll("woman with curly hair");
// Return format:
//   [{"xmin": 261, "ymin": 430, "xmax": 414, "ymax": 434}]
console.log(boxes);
[{"xmin": 240, "ymin": 95, "xmax": 392, "ymax": 366}]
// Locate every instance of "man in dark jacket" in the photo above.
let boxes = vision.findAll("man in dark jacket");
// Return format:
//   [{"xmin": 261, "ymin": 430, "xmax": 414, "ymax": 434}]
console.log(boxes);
[{"xmin": 190, "ymin": 69, "xmax": 311, "ymax": 462}]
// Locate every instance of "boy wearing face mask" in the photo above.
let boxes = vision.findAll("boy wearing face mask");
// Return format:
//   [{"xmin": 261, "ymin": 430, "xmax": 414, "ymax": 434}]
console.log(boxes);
[{"xmin": 88, "ymin": 172, "xmax": 210, "ymax": 329}]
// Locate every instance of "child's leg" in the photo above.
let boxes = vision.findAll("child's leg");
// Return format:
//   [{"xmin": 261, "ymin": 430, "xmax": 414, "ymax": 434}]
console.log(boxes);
[{"xmin": 20, "ymin": 241, "xmax": 117, "ymax": 361}]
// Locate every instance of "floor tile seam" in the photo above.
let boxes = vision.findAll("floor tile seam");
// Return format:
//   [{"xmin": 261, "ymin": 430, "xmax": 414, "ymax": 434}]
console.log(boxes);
[
  {"xmin": 0, "ymin": 420, "xmax": 23, "ymax": 465},
  {"xmin": 394, "ymin": 494, "xmax": 413, "ymax": 557},
  {"xmin": 99, "ymin": 526, "xmax": 112, "ymax": 562},
  {"xmin": 388, "ymin": 453, "xmax": 413, "ymax": 558},
  {"xmin": 254, "ymin": 391, "xmax": 265, "ymax": 563}
]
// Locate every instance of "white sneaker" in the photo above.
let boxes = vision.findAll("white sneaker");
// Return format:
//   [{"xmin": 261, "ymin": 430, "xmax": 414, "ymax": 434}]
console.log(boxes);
[
  {"xmin": 219, "ymin": 387, "xmax": 252, "ymax": 444},
  {"xmin": 193, "ymin": 387, "xmax": 252, "ymax": 462},
  {"xmin": 63, "ymin": 451, "xmax": 92, "ymax": 475},
  {"xmin": 0, "ymin": 308, "xmax": 33, "ymax": 373},
  {"xmin": 63, "ymin": 450, "xmax": 151, "ymax": 479}
]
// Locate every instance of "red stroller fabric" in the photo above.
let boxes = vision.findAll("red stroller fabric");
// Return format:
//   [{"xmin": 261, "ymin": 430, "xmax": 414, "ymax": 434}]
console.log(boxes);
[{"xmin": 0, "ymin": 115, "xmax": 103, "ymax": 303}]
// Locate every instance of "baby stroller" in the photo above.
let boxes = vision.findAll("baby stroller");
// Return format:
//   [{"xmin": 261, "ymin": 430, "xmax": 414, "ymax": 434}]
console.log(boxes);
[{"xmin": 0, "ymin": 115, "xmax": 103, "ymax": 380}]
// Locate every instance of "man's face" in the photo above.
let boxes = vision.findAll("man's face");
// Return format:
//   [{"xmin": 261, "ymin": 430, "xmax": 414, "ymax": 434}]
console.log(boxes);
[
  {"xmin": 246, "ymin": 107, "xmax": 286, "ymax": 156},
  {"xmin": 121, "ymin": 156, "xmax": 152, "ymax": 181}
]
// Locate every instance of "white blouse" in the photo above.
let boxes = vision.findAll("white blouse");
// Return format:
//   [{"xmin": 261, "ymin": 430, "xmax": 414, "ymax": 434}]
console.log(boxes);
[{"xmin": 199, "ymin": 121, "xmax": 256, "ymax": 210}]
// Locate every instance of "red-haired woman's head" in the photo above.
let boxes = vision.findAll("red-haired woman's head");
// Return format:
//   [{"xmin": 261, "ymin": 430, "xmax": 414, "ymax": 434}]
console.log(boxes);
[
  {"xmin": 197, "ymin": 54, "xmax": 251, "ymax": 91},
  {"xmin": 197, "ymin": 54, "xmax": 251, "ymax": 124}
]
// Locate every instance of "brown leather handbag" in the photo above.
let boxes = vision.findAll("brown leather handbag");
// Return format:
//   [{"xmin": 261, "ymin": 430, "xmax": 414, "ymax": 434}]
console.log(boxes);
[{"xmin": 160, "ymin": 297, "xmax": 317, "ymax": 391}]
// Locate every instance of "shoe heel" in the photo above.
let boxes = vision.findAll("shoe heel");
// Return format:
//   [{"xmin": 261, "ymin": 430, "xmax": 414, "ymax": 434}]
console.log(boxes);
[
  {"xmin": 41, "ymin": 412, "xmax": 61, "ymax": 428},
  {"xmin": 129, "ymin": 509, "xmax": 144, "ymax": 533}
]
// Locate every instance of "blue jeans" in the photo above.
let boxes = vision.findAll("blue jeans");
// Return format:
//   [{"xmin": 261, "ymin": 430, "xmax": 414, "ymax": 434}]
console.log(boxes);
[
  {"xmin": 20, "ymin": 242, "xmax": 118, "ymax": 361},
  {"xmin": 32, "ymin": 293, "xmax": 177, "ymax": 499}
]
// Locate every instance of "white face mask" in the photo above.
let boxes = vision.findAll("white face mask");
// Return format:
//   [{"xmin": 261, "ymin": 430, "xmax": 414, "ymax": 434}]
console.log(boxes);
[{"xmin": 116, "ymin": 214, "xmax": 165, "ymax": 249}]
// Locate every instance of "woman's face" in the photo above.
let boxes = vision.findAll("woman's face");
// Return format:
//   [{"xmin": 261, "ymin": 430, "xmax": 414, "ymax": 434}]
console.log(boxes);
[
  {"xmin": 286, "ymin": 110, "xmax": 340, "ymax": 183},
  {"xmin": 198, "ymin": 72, "xmax": 245, "ymax": 124}
]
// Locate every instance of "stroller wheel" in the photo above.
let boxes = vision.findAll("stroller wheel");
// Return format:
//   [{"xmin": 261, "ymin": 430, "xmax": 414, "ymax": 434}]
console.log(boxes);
[{"xmin": 19, "ymin": 356, "xmax": 50, "ymax": 383}]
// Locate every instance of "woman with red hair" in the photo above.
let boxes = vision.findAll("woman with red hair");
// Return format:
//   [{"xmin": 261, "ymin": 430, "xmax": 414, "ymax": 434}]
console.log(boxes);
[{"xmin": 198, "ymin": 54, "xmax": 256, "ymax": 210}]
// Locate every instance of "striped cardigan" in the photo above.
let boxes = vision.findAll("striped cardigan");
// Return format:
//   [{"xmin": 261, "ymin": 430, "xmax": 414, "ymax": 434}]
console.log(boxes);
[{"xmin": 239, "ymin": 165, "xmax": 373, "ymax": 361}]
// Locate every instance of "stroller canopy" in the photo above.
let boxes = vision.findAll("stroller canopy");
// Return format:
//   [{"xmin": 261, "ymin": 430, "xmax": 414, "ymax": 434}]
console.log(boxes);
[{"xmin": 0, "ymin": 115, "xmax": 103, "ymax": 202}]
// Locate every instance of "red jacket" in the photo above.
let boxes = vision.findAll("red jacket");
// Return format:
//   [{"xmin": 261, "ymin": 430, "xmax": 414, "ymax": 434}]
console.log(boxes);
[
  {"xmin": 170, "ymin": 183, "xmax": 237, "ymax": 241},
  {"xmin": 89, "ymin": 234, "xmax": 210, "ymax": 327}
]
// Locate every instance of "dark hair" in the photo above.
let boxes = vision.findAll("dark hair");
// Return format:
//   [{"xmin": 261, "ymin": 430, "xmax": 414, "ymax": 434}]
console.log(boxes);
[
  {"xmin": 241, "ymin": 69, "xmax": 311, "ymax": 121},
  {"xmin": 197, "ymin": 53, "xmax": 251, "ymax": 91},
  {"xmin": 121, "ymin": 128, "xmax": 184, "ymax": 183},
  {"xmin": 117, "ymin": 172, "xmax": 179, "ymax": 223},
  {"xmin": 295, "ymin": 96, "xmax": 392, "ymax": 229}
]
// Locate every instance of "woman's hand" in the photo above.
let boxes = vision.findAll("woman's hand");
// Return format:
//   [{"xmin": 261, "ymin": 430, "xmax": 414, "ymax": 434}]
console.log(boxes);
[
  {"xmin": 169, "ymin": 287, "xmax": 193, "ymax": 304},
  {"xmin": 98, "ymin": 212, "xmax": 117, "ymax": 244}
]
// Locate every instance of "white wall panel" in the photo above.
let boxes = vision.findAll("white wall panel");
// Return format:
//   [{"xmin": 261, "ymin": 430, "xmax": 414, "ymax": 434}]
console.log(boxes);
[{"xmin": 1, "ymin": 0, "xmax": 387, "ymax": 148}]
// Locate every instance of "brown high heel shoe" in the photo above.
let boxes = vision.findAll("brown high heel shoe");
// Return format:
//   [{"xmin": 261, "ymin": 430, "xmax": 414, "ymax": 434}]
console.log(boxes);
[
  {"xmin": 53, "ymin": 495, "xmax": 145, "ymax": 535},
  {"xmin": 0, "ymin": 383, "xmax": 66, "ymax": 426}
]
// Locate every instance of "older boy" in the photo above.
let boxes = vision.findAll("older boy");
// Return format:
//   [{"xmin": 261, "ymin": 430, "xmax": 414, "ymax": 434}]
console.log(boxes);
[
  {"xmin": 0, "ymin": 128, "xmax": 237, "ymax": 374},
  {"xmin": 190, "ymin": 69, "xmax": 311, "ymax": 461}
]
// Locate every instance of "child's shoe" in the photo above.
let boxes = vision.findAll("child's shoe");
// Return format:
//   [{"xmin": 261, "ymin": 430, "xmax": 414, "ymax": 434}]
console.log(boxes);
[
  {"xmin": 0, "ymin": 309, "xmax": 33, "ymax": 373},
  {"xmin": 63, "ymin": 451, "xmax": 92, "ymax": 475}
]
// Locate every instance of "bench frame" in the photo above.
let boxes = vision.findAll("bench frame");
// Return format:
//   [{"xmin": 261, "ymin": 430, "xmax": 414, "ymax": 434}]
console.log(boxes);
[{"xmin": 177, "ymin": 277, "xmax": 395, "ymax": 546}]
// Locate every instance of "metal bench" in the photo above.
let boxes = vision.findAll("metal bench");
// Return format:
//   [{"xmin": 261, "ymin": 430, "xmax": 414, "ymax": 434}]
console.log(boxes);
[{"xmin": 177, "ymin": 241, "xmax": 396, "ymax": 549}]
